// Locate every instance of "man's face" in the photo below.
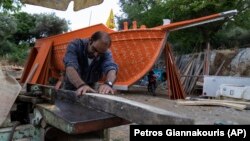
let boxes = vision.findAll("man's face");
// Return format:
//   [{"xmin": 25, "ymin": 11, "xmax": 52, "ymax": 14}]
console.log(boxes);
[{"xmin": 88, "ymin": 39, "xmax": 109, "ymax": 59}]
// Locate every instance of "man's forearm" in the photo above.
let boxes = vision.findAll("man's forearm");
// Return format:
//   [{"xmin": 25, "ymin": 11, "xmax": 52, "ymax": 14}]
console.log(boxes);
[
  {"xmin": 66, "ymin": 67, "xmax": 85, "ymax": 88},
  {"xmin": 106, "ymin": 69, "xmax": 117, "ymax": 83}
]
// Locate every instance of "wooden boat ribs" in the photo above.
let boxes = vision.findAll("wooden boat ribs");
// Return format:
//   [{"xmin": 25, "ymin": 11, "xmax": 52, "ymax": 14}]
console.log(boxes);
[{"xmin": 20, "ymin": 10, "xmax": 237, "ymax": 99}]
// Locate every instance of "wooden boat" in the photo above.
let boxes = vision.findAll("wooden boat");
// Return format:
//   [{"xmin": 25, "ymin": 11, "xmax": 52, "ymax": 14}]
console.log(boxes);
[{"xmin": 20, "ymin": 10, "xmax": 237, "ymax": 96}]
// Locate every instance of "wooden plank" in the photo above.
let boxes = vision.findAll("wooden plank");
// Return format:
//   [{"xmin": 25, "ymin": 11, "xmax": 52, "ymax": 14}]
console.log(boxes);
[
  {"xmin": 55, "ymin": 89, "xmax": 194, "ymax": 125},
  {"xmin": 191, "ymin": 98, "xmax": 250, "ymax": 105},
  {"xmin": 0, "ymin": 70, "xmax": 21, "ymax": 126},
  {"xmin": 22, "ymin": 63, "xmax": 38, "ymax": 90},
  {"xmin": 20, "ymin": 47, "xmax": 38, "ymax": 83},
  {"xmin": 166, "ymin": 43, "xmax": 185, "ymax": 99},
  {"xmin": 31, "ymin": 41, "xmax": 52, "ymax": 84},
  {"xmin": 215, "ymin": 60, "xmax": 225, "ymax": 75},
  {"xmin": 187, "ymin": 56, "xmax": 204, "ymax": 94},
  {"xmin": 176, "ymin": 100, "xmax": 247, "ymax": 110}
]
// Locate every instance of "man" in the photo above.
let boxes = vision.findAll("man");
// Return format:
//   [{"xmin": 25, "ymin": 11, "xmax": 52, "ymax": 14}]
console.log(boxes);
[
  {"xmin": 63, "ymin": 31, "xmax": 118, "ymax": 96},
  {"xmin": 147, "ymin": 70, "xmax": 157, "ymax": 96}
]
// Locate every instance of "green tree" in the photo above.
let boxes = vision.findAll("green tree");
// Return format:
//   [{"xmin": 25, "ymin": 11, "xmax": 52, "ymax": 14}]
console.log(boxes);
[
  {"xmin": 0, "ymin": 11, "xmax": 70, "ymax": 64},
  {"xmin": 164, "ymin": 0, "xmax": 250, "ymax": 53},
  {"xmin": 0, "ymin": 0, "xmax": 70, "ymax": 65},
  {"xmin": 12, "ymin": 12, "xmax": 70, "ymax": 42},
  {"xmin": 0, "ymin": 12, "xmax": 17, "ymax": 55},
  {"xmin": 118, "ymin": 0, "xmax": 167, "ymax": 29},
  {"xmin": 12, "ymin": 12, "xmax": 36, "ymax": 44},
  {"xmin": 212, "ymin": 1, "xmax": 250, "ymax": 48},
  {"xmin": 118, "ymin": 0, "xmax": 250, "ymax": 54},
  {"xmin": 32, "ymin": 13, "xmax": 70, "ymax": 38},
  {"xmin": 0, "ymin": 0, "xmax": 22, "ymax": 12},
  {"xmin": 9, "ymin": 12, "xmax": 70, "ymax": 64}
]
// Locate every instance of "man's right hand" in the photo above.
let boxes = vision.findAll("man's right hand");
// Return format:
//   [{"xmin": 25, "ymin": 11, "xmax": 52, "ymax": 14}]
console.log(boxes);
[{"xmin": 76, "ymin": 85, "xmax": 96, "ymax": 96}]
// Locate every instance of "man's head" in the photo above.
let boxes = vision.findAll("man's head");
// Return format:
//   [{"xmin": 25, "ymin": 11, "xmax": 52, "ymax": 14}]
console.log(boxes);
[
  {"xmin": 88, "ymin": 31, "xmax": 111, "ymax": 58},
  {"xmin": 149, "ymin": 70, "xmax": 154, "ymax": 75}
]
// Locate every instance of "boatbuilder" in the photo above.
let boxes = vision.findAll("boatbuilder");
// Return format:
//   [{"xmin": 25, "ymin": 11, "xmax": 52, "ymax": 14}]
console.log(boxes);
[{"xmin": 63, "ymin": 31, "xmax": 118, "ymax": 96}]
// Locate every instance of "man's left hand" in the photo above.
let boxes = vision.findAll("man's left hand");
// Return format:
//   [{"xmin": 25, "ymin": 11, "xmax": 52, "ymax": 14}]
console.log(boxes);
[{"xmin": 98, "ymin": 84, "xmax": 114, "ymax": 94}]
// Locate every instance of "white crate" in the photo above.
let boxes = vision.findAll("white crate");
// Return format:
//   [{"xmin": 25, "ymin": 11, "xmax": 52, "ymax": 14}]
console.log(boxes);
[
  {"xmin": 243, "ymin": 87, "xmax": 250, "ymax": 100},
  {"xmin": 203, "ymin": 75, "xmax": 250, "ymax": 97},
  {"xmin": 217, "ymin": 84, "xmax": 250, "ymax": 100},
  {"xmin": 219, "ymin": 84, "xmax": 245, "ymax": 99}
]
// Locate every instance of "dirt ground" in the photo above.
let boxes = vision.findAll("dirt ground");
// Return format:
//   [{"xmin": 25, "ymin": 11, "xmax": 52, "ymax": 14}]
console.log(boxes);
[
  {"xmin": 1, "ymin": 66, "xmax": 250, "ymax": 141},
  {"xmin": 109, "ymin": 86, "xmax": 250, "ymax": 141}
]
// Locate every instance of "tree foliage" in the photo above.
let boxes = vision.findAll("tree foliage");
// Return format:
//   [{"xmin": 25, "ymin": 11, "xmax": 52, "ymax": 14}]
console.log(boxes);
[
  {"xmin": 0, "ymin": 12, "xmax": 17, "ymax": 55},
  {"xmin": 212, "ymin": 0, "xmax": 250, "ymax": 48},
  {"xmin": 12, "ymin": 12, "xmax": 70, "ymax": 42},
  {"xmin": 12, "ymin": 12, "xmax": 35, "ymax": 43},
  {"xmin": 118, "ymin": 0, "xmax": 167, "ymax": 28},
  {"xmin": 32, "ymin": 13, "xmax": 69, "ymax": 38},
  {"xmin": 0, "ymin": 10, "xmax": 70, "ymax": 64},
  {"xmin": 117, "ymin": 0, "xmax": 250, "ymax": 54},
  {"xmin": 0, "ymin": 0, "xmax": 22, "ymax": 12}
]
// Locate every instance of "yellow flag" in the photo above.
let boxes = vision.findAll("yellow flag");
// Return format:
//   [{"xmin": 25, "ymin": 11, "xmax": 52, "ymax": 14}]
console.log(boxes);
[{"xmin": 106, "ymin": 9, "xmax": 115, "ymax": 29}]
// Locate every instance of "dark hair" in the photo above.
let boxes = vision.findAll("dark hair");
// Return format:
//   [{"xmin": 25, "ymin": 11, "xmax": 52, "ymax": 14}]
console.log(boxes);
[
  {"xmin": 149, "ymin": 70, "xmax": 154, "ymax": 75},
  {"xmin": 90, "ymin": 31, "xmax": 111, "ymax": 46}
]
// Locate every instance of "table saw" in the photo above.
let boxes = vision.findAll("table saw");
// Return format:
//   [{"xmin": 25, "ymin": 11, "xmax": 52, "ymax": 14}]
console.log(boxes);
[{"xmin": 0, "ymin": 80, "xmax": 192, "ymax": 141}]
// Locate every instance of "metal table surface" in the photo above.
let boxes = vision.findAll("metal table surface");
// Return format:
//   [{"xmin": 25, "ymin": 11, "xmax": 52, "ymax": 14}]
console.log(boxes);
[{"xmin": 36, "ymin": 99, "xmax": 127, "ymax": 134}]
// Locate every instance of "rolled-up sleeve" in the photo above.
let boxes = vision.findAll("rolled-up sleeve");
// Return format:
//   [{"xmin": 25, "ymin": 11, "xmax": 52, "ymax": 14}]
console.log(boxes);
[
  {"xmin": 102, "ymin": 50, "xmax": 118, "ymax": 75},
  {"xmin": 63, "ymin": 40, "xmax": 80, "ymax": 72}
]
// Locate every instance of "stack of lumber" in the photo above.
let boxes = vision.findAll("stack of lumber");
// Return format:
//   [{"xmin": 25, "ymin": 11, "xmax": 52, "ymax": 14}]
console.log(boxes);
[
  {"xmin": 165, "ymin": 43, "xmax": 185, "ymax": 99},
  {"xmin": 176, "ymin": 98, "xmax": 250, "ymax": 110},
  {"xmin": 175, "ymin": 50, "xmax": 231, "ymax": 95},
  {"xmin": 176, "ymin": 53, "xmax": 204, "ymax": 95}
]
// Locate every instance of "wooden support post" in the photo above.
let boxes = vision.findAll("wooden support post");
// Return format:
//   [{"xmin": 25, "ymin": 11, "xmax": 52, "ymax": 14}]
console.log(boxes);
[{"xmin": 22, "ymin": 63, "xmax": 38, "ymax": 90}]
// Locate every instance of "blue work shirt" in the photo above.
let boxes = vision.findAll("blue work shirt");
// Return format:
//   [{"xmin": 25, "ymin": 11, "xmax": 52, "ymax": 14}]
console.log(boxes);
[{"xmin": 63, "ymin": 38, "xmax": 118, "ymax": 90}]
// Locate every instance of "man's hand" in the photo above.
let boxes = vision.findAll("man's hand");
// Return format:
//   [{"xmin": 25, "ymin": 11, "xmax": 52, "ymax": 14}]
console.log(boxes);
[
  {"xmin": 76, "ymin": 85, "xmax": 96, "ymax": 96},
  {"xmin": 98, "ymin": 84, "xmax": 114, "ymax": 94}
]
